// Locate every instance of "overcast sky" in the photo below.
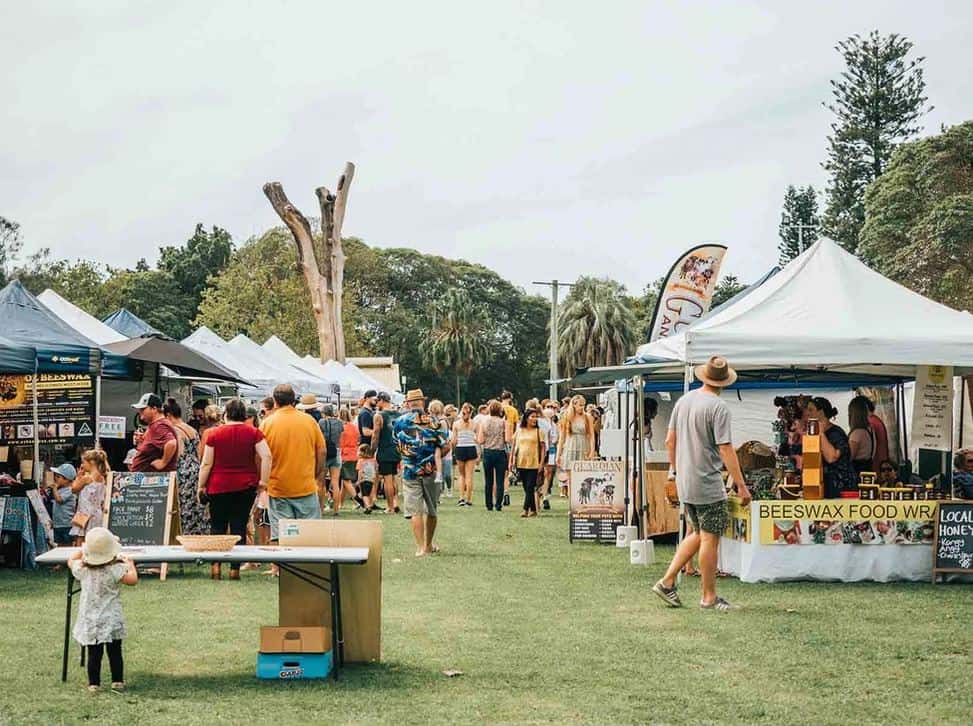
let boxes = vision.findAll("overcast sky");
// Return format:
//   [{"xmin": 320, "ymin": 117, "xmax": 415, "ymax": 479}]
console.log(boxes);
[{"xmin": 2, "ymin": 1, "xmax": 971, "ymax": 297}]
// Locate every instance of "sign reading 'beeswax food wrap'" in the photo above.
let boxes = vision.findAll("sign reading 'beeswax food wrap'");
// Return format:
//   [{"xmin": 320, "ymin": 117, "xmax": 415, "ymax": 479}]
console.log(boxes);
[
  {"xmin": 570, "ymin": 460, "xmax": 625, "ymax": 543},
  {"xmin": 0, "ymin": 374, "xmax": 95, "ymax": 446},
  {"xmin": 756, "ymin": 500, "xmax": 937, "ymax": 546}
]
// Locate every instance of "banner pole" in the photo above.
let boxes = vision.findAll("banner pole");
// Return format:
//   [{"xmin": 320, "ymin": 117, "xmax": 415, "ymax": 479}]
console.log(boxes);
[
  {"xmin": 676, "ymin": 364, "xmax": 692, "ymax": 586},
  {"xmin": 95, "ymin": 375, "xmax": 102, "ymax": 451},
  {"xmin": 32, "ymin": 364, "xmax": 40, "ymax": 480},
  {"xmin": 623, "ymin": 379, "xmax": 631, "ymax": 529}
]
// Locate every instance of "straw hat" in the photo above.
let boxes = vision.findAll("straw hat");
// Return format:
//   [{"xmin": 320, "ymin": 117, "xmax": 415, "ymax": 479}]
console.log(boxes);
[
  {"xmin": 404, "ymin": 388, "xmax": 426, "ymax": 404},
  {"xmin": 694, "ymin": 356, "xmax": 737, "ymax": 388},
  {"xmin": 296, "ymin": 393, "xmax": 320, "ymax": 410},
  {"xmin": 82, "ymin": 527, "xmax": 122, "ymax": 566}
]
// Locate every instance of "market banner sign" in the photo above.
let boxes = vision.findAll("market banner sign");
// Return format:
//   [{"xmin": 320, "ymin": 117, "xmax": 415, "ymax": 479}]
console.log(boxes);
[
  {"xmin": 569, "ymin": 460, "xmax": 624, "ymax": 543},
  {"xmin": 0, "ymin": 374, "xmax": 96, "ymax": 446},
  {"xmin": 647, "ymin": 243, "xmax": 727, "ymax": 342},
  {"xmin": 757, "ymin": 500, "xmax": 936, "ymax": 545},
  {"xmin": 724, "ymin": 496, "xmax": 751, "ymax": 543},
  {"xmin": 910, "ymin": 365, "xmax": 953, "ymax": 458}
]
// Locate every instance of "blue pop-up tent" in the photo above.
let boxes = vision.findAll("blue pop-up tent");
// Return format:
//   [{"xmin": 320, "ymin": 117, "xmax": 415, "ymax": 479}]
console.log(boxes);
[
  {"xmin": 102, "ymin": 308, "xmax": 161, "ymax": 338},
  {"xmin": 0, "ymin": 332, "xmax": 36, "ymax": 373}
]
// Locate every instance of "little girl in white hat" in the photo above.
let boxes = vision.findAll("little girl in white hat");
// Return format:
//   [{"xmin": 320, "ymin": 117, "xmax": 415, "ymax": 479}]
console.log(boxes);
[{"xmin": 67, "ymin": 527, "xmax": 138, "ymax": 692}]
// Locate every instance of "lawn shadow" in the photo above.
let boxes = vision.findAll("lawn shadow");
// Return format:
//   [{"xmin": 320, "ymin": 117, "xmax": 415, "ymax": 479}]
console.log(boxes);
[{"xmin": 128, "ymin": 660, "xmax": 433, "ymax": 696}]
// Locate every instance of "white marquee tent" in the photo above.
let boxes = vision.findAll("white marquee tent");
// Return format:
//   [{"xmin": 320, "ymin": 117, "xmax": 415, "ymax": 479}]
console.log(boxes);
[
  {"xmin": 38, "ymin": 290, "xmax": 127, "ymax": 346},
  {"xmin": 228, "ymin": 334, "xmax": 336, "ymax": 395},
  {"xmin": 635, "ymin": 238, "xmax": 973, "ymax": 377}
]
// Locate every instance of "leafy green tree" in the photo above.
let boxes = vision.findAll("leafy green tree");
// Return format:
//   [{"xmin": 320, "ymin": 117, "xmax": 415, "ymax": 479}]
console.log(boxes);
[
  {"xmin": 159, "ymin": 224, "xmax": 233, "ymax": 315},
  {"xmin": 629, "ymin": 277, "xmax": 664, "ymax": 342},
  {"xmin": 859, "ymin": 121, "xmax": 973, "ymax": 311},
  {"xmin": 557, "ymin": 277, "xmax": 637, "ymax": 373},
  {"xmin": 711, "ymin": 274, "xmax": 748, "ymax": 308},
  {"xmin": 97, "ymin": 269, "xmax": 196, "ymax": 339},
  {"xmin": 0, "ymin": 216, "xmax": 23, "ymax": 286},
  {"xmin": 778, "ymin": 185, "xmax": 820, "ymax": 263},
  {"xmin": 420, "ymin": 289, "xmax": 491, "ymax": 404},
  {"xmin": 823, "ymin": 31, "xmax": 931, "ymax": 254},
  {"xmin": 196, "ymin": 228, "xmax": 367, "ymax": 356}
]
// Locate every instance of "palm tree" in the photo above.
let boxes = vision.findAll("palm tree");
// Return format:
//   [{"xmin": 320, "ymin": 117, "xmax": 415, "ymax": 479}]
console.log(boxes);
[
  {"xmin": 556, "ymin": 277, "xmax": 637, "ymax": 373},
  {"xmin": 420, "ymin": 289, "xmax": 491, "ymax": 403}
]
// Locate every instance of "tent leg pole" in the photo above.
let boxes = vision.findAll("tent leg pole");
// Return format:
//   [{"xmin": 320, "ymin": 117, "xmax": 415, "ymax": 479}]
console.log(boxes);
[
  {"xmin": 95, "ymin": 375, "xmax": 102, "ymax": 451},
  {"xmin": 32, "ymin": 365, "xmax": 40, "ymax": 481},
  {"xmin": 676, "ymin": 364, "xmax": 692, "ymax": 586},
  {"xmin": 623, "ymin": 380, "xmax": 631, "ymax": 529},
  {"xmin": 635, "ymin": 376, "xmax": 645, "ymax": 538}
]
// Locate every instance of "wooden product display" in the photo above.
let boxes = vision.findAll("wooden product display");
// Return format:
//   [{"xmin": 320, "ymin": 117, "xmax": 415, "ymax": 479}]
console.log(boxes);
[
  {"xmin": 801, "ymin": 432, "xmax": 824, "ymax": 500},
  {"xmin": 644, "ymin": 462, "xmax": 680, "ymax": 536},
  {"xmin": 278, "ymin": 519, "xmax": 382, "ymax": 663}
]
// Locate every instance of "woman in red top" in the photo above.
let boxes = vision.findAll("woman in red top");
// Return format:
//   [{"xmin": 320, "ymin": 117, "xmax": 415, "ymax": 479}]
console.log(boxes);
[{"xmin": 197, "ymin": 399, "xmax": 272, "ymax": 580}]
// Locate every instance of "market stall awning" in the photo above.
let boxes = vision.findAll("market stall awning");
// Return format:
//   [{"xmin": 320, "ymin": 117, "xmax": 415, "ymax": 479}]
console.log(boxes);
[
  {"xmin": 0, "ymin": 333, "xmax": 37, "ymax": 373},
  {"xmin": 104, "ymin": 335, "xmax": 251, "ymax": 385},
  {"xmin": 102, "ymin": 308, "xmax": 162, "ymax": 338},
  {"xmin": 0, "ymin": 280, "xmax": 104, "ymax": 374},
  {"xmin": 634, "ymin": 239, "xmax": 973, "ymax": 375}
]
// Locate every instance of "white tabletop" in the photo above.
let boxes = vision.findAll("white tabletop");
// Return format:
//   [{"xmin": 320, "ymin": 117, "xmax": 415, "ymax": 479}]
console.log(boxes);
[{"xmin": 36, "ymin": 544, "xmax": 369, "ymax": 566}]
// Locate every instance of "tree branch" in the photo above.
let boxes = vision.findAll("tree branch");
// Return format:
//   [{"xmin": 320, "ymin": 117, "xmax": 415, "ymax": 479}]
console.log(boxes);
[
  {"xmin": 262, "ymin": 182, "xmax": 316, "ymax": 272},
  {"xmin": 332, "ymin": 162, "xmax": 355, "ymax": 240},
  {"xmin": 315, "ymin": 186, "xmax": 335, "ymax": 285}
]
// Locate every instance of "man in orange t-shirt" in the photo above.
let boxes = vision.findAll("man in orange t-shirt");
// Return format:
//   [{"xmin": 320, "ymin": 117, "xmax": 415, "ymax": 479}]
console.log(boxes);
[{"xmin": 259, "ymin": 384, "xmax": 325, "ymax": 546}]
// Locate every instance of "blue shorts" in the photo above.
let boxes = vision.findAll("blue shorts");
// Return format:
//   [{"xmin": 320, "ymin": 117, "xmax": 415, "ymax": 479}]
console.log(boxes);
[{"xmin": 268, "ymin": 493, "xmax": 321, "ymax": 540}]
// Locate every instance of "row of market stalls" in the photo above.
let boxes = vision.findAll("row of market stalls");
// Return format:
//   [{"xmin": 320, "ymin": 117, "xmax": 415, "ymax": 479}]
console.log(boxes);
[{"xmin": 573, "ymin": 238, "xmax": 973, "ymax": 582}]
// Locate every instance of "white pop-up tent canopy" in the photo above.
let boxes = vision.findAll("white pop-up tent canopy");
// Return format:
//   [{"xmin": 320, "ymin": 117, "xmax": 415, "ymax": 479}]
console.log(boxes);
[
  {"xmin": 38, "ymin": 290, "xmax": 127, "ymax": 346},
  {"xmin": 228, "ymin": 335, "xmax": 336, "ymax": 395},
  {"xmin": 635, "ymin": 238, "xmax": 973, "ymax": 378}
]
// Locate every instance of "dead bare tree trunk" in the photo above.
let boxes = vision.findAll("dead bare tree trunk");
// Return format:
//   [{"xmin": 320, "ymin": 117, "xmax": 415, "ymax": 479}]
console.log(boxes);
[{"xmin": 263, "ymin": 162, "xmax": 354, "ymax": 362}]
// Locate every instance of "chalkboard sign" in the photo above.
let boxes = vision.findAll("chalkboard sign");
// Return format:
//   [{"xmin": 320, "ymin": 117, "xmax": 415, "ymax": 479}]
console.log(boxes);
[
  {"xmin": 107, "ymin": 472, "xmax": 177, "ymax": 548},
  {"xmin": 932, "ymin": 501, "xmax": 973, "ymax": 582}
]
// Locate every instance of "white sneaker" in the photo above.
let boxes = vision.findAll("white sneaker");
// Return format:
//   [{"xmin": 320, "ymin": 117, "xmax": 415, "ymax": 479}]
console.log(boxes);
[{"xmin": 445, "ymin": 488, "xmax": 453, "ymax": 497}]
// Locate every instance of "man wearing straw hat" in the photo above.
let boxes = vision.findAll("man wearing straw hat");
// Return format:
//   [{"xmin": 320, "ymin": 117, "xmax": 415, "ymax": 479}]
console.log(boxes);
[
  {"xmin": 393, "ymin": 389, "xmax": 449, "ymax": 556},
  {"xmin": 652, "ymin": 356, "xmax": 751, "ymax": 613}
]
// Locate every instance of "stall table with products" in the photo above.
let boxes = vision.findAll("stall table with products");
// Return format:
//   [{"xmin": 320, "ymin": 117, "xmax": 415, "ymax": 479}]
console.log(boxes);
[{"xmin": 718, "ymin": 495, "xmax": 943, "ymax": 582}]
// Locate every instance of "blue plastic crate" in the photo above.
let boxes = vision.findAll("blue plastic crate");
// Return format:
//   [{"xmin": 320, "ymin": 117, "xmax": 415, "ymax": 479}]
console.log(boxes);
[{"xmin": 256, "ymin": 651, "xmax": 333, "ymax": 680}]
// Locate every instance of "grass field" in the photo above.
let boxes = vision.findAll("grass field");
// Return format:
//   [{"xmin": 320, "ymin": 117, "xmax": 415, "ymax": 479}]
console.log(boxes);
[{"xmin": 1, "ymin": 485, "xmax": 970, "ymax": 726}]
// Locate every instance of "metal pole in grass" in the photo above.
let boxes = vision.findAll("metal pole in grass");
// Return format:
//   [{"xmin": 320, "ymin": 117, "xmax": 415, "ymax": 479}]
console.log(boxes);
[
  {"xmin": 623, "ymin": 379, "xmax": 631, "ymax": 528},
  {"xmin": 676, "ymin": 364, "xmax": 692, "ymax": 586}
]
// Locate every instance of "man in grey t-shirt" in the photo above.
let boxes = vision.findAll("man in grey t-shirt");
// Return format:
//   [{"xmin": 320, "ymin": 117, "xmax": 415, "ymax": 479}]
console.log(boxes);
[{"xmin": 652, "ymin": 356, "xmax": 751, "ymax": 612}]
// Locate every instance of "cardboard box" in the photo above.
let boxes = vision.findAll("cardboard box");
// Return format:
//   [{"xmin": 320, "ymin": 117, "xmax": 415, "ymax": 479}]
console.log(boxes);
[
  {"xmin": 256, "ymin": 651, "xmax": 332, "ymax": 680},
  {"xmin": 260, "ymin": 626, "xmax": 329, "ymax": 654}
]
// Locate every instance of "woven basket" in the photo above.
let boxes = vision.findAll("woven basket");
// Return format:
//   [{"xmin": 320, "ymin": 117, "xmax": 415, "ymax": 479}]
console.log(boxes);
[{"xmin": 176, "ymin": 535, "xmax": 240, "ymax": 552}]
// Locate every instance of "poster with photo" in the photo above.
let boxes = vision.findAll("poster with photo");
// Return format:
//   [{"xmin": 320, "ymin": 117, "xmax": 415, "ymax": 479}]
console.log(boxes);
[
  {"xmin": 0, "ymin": 374, "xmax": 95, "ymax": 447},
  {"xmin": 570, "ymin": 460, "xmax": 624, "ymax": 543}
]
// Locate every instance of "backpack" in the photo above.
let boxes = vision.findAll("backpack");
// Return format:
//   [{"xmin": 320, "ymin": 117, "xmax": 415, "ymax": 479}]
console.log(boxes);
[{"xmin": 321, "ymin": 418, "xmax": 341, "ymax": 460}]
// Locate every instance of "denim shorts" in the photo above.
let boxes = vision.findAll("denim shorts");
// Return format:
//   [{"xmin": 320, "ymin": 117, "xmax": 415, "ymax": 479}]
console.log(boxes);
[{"xmin": 268, "ymin": 493, "xmax": 321, "ymax": 540}]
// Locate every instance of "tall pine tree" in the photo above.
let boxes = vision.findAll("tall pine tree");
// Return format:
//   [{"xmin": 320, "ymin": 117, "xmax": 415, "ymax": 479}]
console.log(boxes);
[
  {"xmin": 778, "ymin": 185, "xmax": 820, "ymax": 264},
  {"xmin": 822, "ymin": 31, "xmax": 930, "ymax": 255}
]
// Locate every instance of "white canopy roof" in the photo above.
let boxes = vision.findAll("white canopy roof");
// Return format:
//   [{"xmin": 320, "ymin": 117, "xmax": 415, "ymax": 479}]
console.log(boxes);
[
  {"xmin": 228, "ymin": 335, "xmax": 336, "ymax": 394},
  {"xmin": 183, "ymin": 327, "xmax": 271, "ymax": 390},
  {"xmin": 262, "ymin": 335, "xmax": 304, "ymax": 365},
  {"xmin": 635, "ymin": 239, "xmax": 973, "ymax": 376},
  {"xmin": 38, "ymin": 289, "xmax": 127, "ymax": 346}
]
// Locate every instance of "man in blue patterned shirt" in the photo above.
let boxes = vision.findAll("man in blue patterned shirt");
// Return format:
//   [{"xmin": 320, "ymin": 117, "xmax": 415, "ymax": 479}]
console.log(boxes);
[{"xmin": 394, "ymin": 389, "xmax": 448, "ymax": 556}]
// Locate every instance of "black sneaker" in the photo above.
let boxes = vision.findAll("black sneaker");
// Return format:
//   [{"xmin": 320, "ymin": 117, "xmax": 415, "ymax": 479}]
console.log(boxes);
[
  {"xmin": 503, "ymin": 494, "xmax": 510, "ymax": 507},
  {"xmin": 542, "ymin": 499, "xmax": 551, "ymax": 510},
  {"xmin": 457, "ymin": 499, "xmax": 466, "ymax": 506}
]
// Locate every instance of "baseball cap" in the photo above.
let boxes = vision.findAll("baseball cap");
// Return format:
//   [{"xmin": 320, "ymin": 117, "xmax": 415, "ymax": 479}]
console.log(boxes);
[
  {"xmin": 363, "ymin": 389, "xmax": 378, "ymax": 399},
  {"xmin": 52, "ymin": 463, "xmax": 77, "ymax": 481},
  {"xmin": 377, "ymin": 391, "xmax": 392, "ymax": 402},
  {"xmin": 132, "ymin": 393, "xmax": 163, "ymax": 410}
]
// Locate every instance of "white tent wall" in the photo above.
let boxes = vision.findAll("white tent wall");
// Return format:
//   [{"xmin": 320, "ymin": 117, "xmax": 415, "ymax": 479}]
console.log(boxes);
[{"xmin": 601, "ymin": 386, "xmax": 856, "ymax": 455}]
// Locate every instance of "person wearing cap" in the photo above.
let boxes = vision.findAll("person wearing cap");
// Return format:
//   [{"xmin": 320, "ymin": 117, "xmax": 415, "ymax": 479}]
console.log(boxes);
[
  {"xmin": 653, "ymin": 356, "xmax": 751, "ymax": 613},
  {"xmin": 128, "ymin": 393, "xmax": 179, "ymax": 473},
  {"xmin": 357, "ymin": 390, "xmax": 379, "ymax": 446},
  {"xmin": 68, "ymin": 527, "xmax": 138, "ymax": 692},
  {"xmin": 369, "ymin": 391, "xmax": 399, "ymax": 513},
  {"xmin": 392, "ymin": 389, "xmax": 448, "ymax": 556},
  {"xmin": 50, "ymin": 462, "xmax": 78, "ymax": 546}
]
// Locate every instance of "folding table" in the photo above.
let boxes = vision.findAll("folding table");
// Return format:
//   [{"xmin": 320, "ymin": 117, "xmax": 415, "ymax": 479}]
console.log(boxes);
[{"xmin": 35, "ymin": 544, "xmax": 369, "ymax": 682}]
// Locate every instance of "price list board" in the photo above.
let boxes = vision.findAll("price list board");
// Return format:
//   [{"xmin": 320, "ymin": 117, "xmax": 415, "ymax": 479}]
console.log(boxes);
[
  {"xmin": 932, "ymin": 501, "xmax": 973, "ymax": 581},
  {"xmin": 107, "ymin": 472, "xmax": 176, "ymax": 546}
]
